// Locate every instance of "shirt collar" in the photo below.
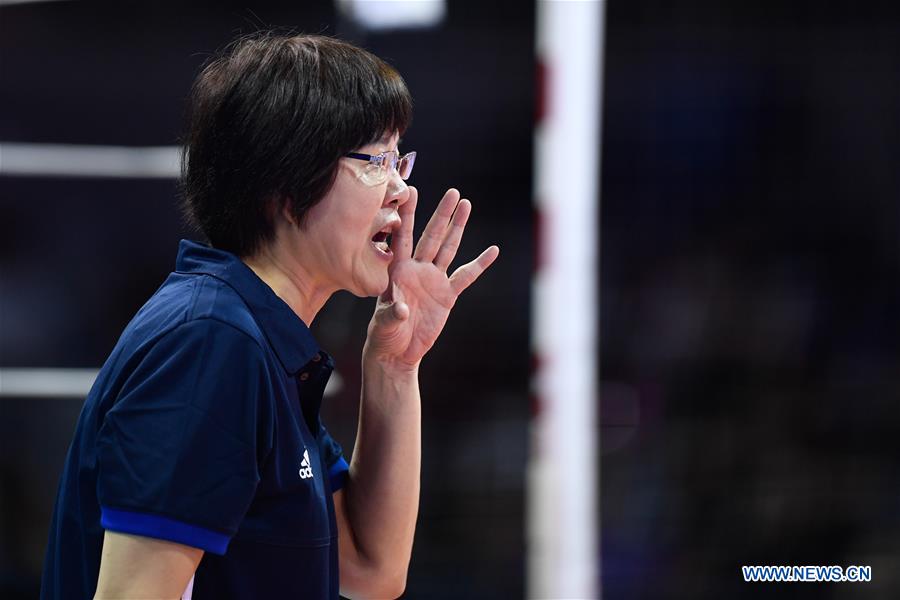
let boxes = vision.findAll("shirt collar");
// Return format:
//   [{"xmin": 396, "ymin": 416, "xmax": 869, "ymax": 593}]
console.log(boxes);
[{"xmin": 174, "ymin": 239, "xmax": 319, "ymax": 374}]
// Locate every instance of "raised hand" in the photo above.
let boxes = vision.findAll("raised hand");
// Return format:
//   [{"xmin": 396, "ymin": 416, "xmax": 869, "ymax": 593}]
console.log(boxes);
[{"xmin": 365, "ymin": 187, "xmax": 499, "ymax": 370}]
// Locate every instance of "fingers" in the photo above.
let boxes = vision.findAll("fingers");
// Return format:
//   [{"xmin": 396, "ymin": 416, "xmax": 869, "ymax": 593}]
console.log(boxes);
[
  {"xmin": 414, "ymin": 188, "xmax": 460, "ymax": 263},
  {"xmin": 433, "ymin": 199, "xmax": 471, "ymax": 272},
  {"xmin": 392, "ymin": 186, "xmax": 417, "ymax": 260},
  {"xmin": 449, "ymin": 245, "xmax": 500, "ymax": 296}
]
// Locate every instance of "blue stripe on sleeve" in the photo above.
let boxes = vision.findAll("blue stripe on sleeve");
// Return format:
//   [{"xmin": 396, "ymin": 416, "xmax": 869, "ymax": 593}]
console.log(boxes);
[
  {"xmin": 100, "ymin": 507, "xmax": 232, "ymax": 555},
  {"xmin": 328, "ymin": 456, "xmax": 350, "ymax": 492}
]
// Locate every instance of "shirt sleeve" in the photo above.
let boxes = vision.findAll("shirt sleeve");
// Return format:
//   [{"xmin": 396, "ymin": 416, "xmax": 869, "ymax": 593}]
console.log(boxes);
[
  {"xmin": 317, "ymin": 421, "xmax": 349, "ymax": 493},
  {"xmin": 96, "ymin": 318, "xmax": 275, "ymax": 555}
]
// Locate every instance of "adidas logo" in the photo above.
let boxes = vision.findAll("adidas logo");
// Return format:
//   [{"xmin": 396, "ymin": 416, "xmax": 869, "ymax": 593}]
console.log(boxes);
[{"xmin": 298, "ymin": 449, "xmax": 314, "ymax": 480}]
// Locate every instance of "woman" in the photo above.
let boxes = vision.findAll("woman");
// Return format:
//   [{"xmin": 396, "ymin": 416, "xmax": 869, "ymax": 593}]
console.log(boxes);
[{"xmin": 41, "ymin": 32, "xmax": 498, "ymax": 600}]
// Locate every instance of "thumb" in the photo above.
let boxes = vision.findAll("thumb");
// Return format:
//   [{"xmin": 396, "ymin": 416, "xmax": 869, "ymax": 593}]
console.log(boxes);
[{"xmin": 374, "ymin": 282, "xmax": 409, "ymax": 327}]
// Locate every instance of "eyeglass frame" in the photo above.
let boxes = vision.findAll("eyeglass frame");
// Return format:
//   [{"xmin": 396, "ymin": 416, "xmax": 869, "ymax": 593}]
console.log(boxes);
[{"xmin": 344, "ymin": 150, "xmax": 417, "ymax": 181}]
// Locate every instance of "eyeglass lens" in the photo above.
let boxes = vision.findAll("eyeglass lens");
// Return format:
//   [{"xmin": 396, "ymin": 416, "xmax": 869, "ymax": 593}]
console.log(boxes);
[
  {"xmin": 397, "ymin": 152, "xmax": 416, "ymax": 180},
  {"xmin": 355, "ymin": 151, "xmax": 416, "ymax": 186}
]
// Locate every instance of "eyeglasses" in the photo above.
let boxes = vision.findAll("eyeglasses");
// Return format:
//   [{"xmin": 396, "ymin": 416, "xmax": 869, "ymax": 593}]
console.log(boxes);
[{"xmin": 345, "ymin": 150, "xmax": 416, "ymax": 186}]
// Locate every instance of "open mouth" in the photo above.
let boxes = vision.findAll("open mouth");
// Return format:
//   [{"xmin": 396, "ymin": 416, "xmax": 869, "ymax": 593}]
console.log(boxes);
[{"xmin": 371, "ymin": 230, "xmax": 393, "ymax": 256}]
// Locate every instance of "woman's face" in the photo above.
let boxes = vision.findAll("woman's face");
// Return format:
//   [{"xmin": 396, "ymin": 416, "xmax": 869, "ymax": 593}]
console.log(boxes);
[{"xmin": 301, "ymin": 132, "xmax": 410, "ymax": 298}]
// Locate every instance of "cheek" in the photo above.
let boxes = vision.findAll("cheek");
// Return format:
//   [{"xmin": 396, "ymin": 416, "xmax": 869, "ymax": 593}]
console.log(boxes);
[
  {"xmin": 342, "ymin": 196, "xmax": 385, "ymax": 242},
  {"xmin": 310, "ymin": 176, "xmax": 385, "ymax": 260},
  {"xmin": 326, "ymin": 209, "xmax": 378, "ymax": 268}
]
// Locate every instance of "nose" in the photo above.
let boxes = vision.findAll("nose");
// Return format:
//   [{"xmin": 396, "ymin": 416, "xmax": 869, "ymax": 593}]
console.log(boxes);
[{"xmin": 384, "ymin": 169, "xmax": 411, "ymax": 207}]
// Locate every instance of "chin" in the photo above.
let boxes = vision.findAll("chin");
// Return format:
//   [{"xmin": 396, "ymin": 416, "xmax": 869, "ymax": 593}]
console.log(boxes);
[
  {"xmin": 349, "ymin": 272, "xmax": 390, "ymax": 299},
  {"xmin": 370, "ymin": 274, "xmax": 391, "ymax": 298}
]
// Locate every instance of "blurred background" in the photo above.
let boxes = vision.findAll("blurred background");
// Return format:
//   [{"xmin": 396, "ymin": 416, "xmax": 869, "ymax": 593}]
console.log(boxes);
[
  {"xmin": 1, "ymin": 1, "xmax": 898, "ymax": 599},
  {"xmin": 601, "ymin": 3, "xmax": 900, "ymax": 599}
]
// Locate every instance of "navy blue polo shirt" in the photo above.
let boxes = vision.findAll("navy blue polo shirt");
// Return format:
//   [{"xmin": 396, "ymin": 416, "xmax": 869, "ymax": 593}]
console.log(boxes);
[{"xmin": 41, "ymin": 240, "xmax": 350, "ymax": 600}]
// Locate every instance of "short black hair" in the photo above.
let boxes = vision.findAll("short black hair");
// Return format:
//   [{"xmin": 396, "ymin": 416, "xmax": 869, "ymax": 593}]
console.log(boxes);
[{"xmin": 180, "ymin": 32, "xmax": 413, "ymax": 257}]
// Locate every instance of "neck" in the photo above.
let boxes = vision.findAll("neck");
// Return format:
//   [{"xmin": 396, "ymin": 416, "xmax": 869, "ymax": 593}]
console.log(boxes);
[{"xmin": 242, "ymin": 240, "xmax": 334, "ymax": 326}]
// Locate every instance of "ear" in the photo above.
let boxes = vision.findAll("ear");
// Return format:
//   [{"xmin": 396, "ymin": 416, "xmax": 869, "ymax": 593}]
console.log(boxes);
[
  {"xmin": 276, "ymin": 197, "xmax": 299, "ymax": 228},
  {"xmin": 282, "ymin": 205, "xmax": 297, "ymax": 227}
]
